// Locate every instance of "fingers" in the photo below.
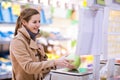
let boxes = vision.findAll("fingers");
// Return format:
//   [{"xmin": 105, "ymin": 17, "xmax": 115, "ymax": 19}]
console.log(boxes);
[
  {"xmin": 56, "ymin": 57, "xmax": 76, "ymax": 69},
  {"xmin": 63, "ymin": 59, "xmax": 69, "ymax": 66},
  {"xmin": 63, "ymin": 59, "xmax": 76, "ymax": 69},
  {"xmin": 65, "ymin": 59, "xmax": 74, "ymax": 63},
  {"xmin": 66, "ymin": 64, "xmax": 76, "ymax": 69}
]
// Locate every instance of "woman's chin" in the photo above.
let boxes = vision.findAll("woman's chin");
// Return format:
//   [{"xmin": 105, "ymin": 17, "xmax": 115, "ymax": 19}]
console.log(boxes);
[{"xmin": 33, "ymin": 31, "xmax": 38, "ymax": 34}]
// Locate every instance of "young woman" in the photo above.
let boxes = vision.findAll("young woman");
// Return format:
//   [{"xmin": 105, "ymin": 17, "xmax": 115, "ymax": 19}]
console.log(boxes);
[{"xmin": 10, "ymin": 8, "xmax": 75, "ymax": 80}]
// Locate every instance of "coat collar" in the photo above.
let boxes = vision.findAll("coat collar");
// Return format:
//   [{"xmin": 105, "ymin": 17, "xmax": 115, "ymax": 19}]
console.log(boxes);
[
  {"xmin": 29, "ymin": 39, "xmax": 38, "ymax": 49},
  {"xmin": 18, "ymin": 26, "xmax": 38, "ymax": 49}
]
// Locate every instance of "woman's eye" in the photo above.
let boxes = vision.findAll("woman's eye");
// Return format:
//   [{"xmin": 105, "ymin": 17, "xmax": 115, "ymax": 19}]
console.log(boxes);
[
  {"xmin": 33, "ymin": 21, "xmax": 37, "ymax": 23},
  {"xmin": 33, "ymin": 21, "xmax": 40, "ymax": 23}
]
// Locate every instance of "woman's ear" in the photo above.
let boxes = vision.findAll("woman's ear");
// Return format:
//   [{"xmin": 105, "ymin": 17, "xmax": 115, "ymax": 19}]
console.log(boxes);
[{"xmin": 22, "ymin": 20, "xmax": 27, "ymax": 26}]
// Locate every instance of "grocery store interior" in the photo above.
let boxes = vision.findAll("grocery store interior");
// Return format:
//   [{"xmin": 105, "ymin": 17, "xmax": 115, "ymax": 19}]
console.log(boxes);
[{"xmin": 0, "ymin": 0, "xmax": 120, "ymax": 80}]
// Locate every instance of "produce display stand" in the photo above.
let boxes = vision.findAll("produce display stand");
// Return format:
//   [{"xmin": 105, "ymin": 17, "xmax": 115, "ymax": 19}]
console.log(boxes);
[
  {"xmin": 0, "ymin": 41, "xmax": 10, "ymax": 53},
  {"xmin": 100, "ymin": 59, "xmax": 120, "ymax": 80},
  {"xmin": 73, "ymin": 0, "xmax": 120, "ymax": 80},
  {"xmin": 50, "ymin": 69, "xmax": 93, "ymax": 80},
  {"xmin": 100, "ymin": 60, "xmax": 120, "ymax": 65},
  {"xmin": 0, "ymin": 72, "xmax": 12, "ymax": 80},
  {"xmin": 75, "ymin": 0, "xmax": 105, "ymax": 79}
]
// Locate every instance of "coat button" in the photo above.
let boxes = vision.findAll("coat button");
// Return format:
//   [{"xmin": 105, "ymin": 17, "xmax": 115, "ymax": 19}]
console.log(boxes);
[
  {"xmin": 46, "ymin": 67, "xmax": 49, "ymax": 70},
  {"xmin": 41, "ymin": 77, "xmax": 43, "ymax": 80},
  {"xmin": 51, "ymin": 67, "xmax": 54, "ymax": 69},
  {"xmin": 44, "ymin": 55, "xmax": 47, "ymax": 58},
  {"xmin": 44, "ymin": 56, "xmax": 46, "ymax": 58},
  {"xmin": 54, "ymin": 65, "xmax": 57, "ymax": 69}
]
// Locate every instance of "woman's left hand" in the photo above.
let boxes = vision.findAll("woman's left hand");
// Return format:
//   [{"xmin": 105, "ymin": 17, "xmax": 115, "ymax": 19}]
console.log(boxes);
[{"xmin": 37, "ymin": 44, "xmax": 45, "ymax": 53}]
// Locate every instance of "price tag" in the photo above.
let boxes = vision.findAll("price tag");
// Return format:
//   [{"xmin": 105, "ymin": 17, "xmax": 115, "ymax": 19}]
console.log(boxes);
[{"xmin": 96, "ymin": 0, "xmax": 105, "ymax": 5}]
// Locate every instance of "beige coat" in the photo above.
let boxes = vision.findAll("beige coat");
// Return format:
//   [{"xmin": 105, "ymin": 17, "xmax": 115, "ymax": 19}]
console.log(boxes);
[{"xmin": 10, "ymin": 27, "xmax": 56, "ymax": 80}]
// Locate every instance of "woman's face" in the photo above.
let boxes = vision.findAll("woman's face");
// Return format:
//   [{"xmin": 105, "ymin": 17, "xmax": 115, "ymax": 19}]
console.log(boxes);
[{"xmin": 24, "ymin": 14, "xmax": 40, "ymax": 34}]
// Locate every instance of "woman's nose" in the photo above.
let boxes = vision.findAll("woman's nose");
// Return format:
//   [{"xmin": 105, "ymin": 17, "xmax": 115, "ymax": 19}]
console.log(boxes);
[{"xmin": 36, "ymin": 23, "xmax": 40, "ymax": 27}]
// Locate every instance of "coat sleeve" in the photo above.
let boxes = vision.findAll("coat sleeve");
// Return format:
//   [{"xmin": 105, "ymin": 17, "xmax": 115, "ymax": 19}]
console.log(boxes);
[{"xmin": 10, "ymin": 39, "xmax": 56, "ymax": 74}]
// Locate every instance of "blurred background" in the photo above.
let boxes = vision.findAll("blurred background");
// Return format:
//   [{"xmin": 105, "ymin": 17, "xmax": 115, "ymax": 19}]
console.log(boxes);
[{"xmin": 1, "ymin": 0, "xmax": 120, "ymax": 80}]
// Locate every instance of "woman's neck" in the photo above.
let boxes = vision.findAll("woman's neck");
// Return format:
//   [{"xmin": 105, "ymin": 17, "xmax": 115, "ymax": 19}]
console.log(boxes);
[{"xmin": 25, "ymin": 27, "xmax": 39, "ymax": 41}]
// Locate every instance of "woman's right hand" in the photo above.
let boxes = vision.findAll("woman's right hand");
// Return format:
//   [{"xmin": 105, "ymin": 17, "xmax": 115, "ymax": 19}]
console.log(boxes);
[{"xmin": 54, "ymin": 56, "xmax": 75, "ymax": 69}]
